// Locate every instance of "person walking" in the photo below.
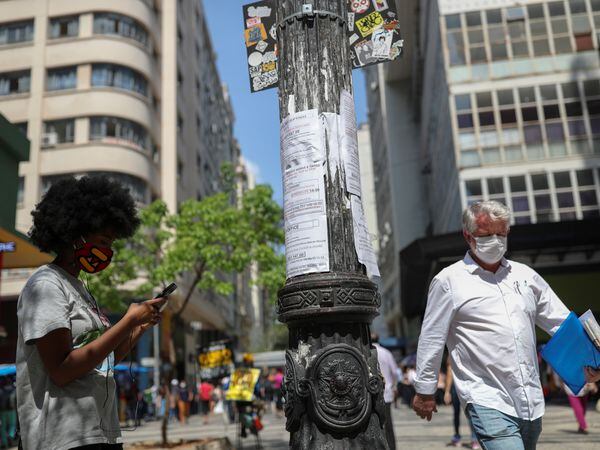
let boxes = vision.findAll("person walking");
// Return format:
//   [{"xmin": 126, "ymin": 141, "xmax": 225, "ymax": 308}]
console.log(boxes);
[
  {"xmin": 565, "ymin": 381, "xmax": 598, "ymax": 434},
  {"xmin": 0, "ymin": 377, "xmax": 16, "ymax": 449},
  {"xmin": 412, "ymin": 200, "xmax": 600, "ymax": 450},
  {"xmin": 16, "ymin": 176, "xmax": 165, "ymax": 450},
  {"xmin": 199, "ymin": 380, "xmax": 214, "ymax": 425},
  {"xmin": 177, "ymin": 380, "xmax": 191, "ymax": 424},
  {"xmin": 372, "ymin": 333, "xmax": 399, "ymax": 450},
  {"xmin": 168, "ymin": 379, "xmax": 179, "ymax": 422}
]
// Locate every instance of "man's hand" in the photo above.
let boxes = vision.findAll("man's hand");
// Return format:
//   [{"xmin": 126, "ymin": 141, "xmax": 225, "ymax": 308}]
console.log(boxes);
[
  {"xmin": 584, "ymin": 366, "xmax": 600, "ymax": 383},
  {"xmin": 412, "ymin": 393, "xmax": 437, "ymax": 421},
  {"xmin": 443, "ymin": 391, "xmax": 452, "ymax": 406}
]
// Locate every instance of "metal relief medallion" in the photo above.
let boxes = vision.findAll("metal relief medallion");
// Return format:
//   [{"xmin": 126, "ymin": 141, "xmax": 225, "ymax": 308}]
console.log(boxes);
[{"xmin": 306, "ymin": 344, "xmax": 373, "ymax": 433}]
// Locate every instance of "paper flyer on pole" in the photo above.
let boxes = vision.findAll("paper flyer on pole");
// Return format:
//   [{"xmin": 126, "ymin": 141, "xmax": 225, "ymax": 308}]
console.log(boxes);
[
  {"xmin": 280, "ymin": 109, "xmax": 330, "ymax": 278},
  {"xmin": 339, "ymin": 90, "xmax": 363, "ymax": 198},
  {"xmin": 350, "ymin": 195, "xmax": 380, "ymax": 278}
]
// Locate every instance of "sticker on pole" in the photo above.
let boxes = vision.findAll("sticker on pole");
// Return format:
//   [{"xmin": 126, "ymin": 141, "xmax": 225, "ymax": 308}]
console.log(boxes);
[
  {"xmin": 242, "ymin": 0, "xmax": 403, "ymax": 92},
  {"xmin": 350, "ymin": 0, "xmax": 403, "ymax": 68},
  {"xmin": 243, "ymin": 0, "xmax": 278, "ymax": 93}
]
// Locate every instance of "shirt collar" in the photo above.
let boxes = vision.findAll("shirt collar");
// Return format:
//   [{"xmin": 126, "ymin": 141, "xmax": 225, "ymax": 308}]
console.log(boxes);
[{"xmin": 463, "ymin": 251, "xmax": 510, "ymax": 274}]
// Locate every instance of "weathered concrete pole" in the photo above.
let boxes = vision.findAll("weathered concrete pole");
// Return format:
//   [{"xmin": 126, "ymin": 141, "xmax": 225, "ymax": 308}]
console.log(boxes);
[{"xmin": 276, "ymin": 1, "xmax": 387, "ymax": 448}]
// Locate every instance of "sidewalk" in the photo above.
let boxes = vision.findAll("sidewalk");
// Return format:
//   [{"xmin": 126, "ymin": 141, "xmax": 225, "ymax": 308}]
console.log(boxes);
[
  {"xmin": 118, "ymin": 403, "xmax": 600, "ymax": 449},
  {"xmin": 9, "ymin": 403, "xmax": 600, "ymax": 448}
]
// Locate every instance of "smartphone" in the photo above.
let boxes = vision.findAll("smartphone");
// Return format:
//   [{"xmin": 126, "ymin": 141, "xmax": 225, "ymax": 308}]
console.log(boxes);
[{"xmin": 155, "ymin": 282, "xmax": 177, "ymax": 312}]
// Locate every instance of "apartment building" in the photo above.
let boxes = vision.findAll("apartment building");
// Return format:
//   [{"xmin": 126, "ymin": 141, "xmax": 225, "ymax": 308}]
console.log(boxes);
[
  {"xmin": 367, "ymin": 0, "xmax": 600, "ymax": 342},
  {"xmin": 0, "ymin": 0, "xmax": 239, "ymax": 374}
]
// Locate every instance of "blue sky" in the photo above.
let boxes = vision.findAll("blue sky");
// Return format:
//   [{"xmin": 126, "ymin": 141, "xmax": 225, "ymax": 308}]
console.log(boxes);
[{"xmin": 203, "ymin": 0, "xmax": 368, "ymax": 203}]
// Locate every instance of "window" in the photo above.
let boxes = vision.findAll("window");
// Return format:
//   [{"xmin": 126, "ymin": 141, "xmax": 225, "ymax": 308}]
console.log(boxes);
[
  {"xmin": 90, "ymin": 116, "xmax": 151, "ymax": 151},
  {"xmin": 0, "ymin": 70, "xmax": 30, "ymax": 95},
  {"xmin": 531, "ymin": 173, "xmax": 553, "ymax": 222},
  {"xmin": 486, "ymin": 177, "xmax": 505, "ymax": 205},
  {"xmin": 445, "ymin": 15, "xmax": 466, "ymax": 66},
  {"xmin": 568, "ymin": 0, "xmax": 594, "ymax": 51},
  {"xmin": 47, "ymin": 66, "xmax": 77, "ymax": 91},
  {"xmin": 465, "ymin": 180, "xmax": 482, "ymax": 203},
  {"xmin": 16, "ymin": 176, "xmax": 24, "ymax": 206},
  {"xmin": 553, "ymin": 171, "xmax": 576, "ymax": 220},
  {"xmin": 43, "ymin": 119, "xmax": 75, "ymax": 144},
  {"xmin": 49, "ymin": 16, "xmax": 79, "ymax": 39},
  {"xmin": 91, "ymin": 64, "xmax": 148, "ymax": 96},
  {"xmin": 585, "ymin": 79, "xmax": 600, "ymax": 152},
  {"xmin": 42, "ymin": 172, "xmax": 149, "ymax": 203},
  {"xmin": 507, "ymin": 7, "xmax": 529, "ymax": 58},
  {"xmin": 576, "ymin": 169, "xmax": 599, "ymax": 217},
  {"xmin": 93, "ymin": 13, "xmax": 149, "ymax": 47},
  {"xmin": 465, "ymin": 11, "xmax": 487, "ymax": 63},
  {"xmin": 487, "ymin": 9, "xmax": 508, "ymax": 61},
  {"xmin": 549, "ymin": 1, "xmax": 573, "ymax": 53},
  {"xmin": 527, "ymin": 4, "xmax": 551, "ymax": 56},
  {"xmin": 509, "ymin": 175, "xmax": 531, "ymax": 223},
  {"xmin": 0, "ymin": 19, "xmax": 34, "ymax": 45}
]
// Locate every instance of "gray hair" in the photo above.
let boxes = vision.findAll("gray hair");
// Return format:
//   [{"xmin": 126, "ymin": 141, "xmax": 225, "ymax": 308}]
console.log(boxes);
[{"xmin": 462, "ymin": 200, "xmax": 511, "ymax": 233}]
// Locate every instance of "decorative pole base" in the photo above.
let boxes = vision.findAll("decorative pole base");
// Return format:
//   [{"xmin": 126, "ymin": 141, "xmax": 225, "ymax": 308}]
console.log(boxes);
[{"xmin": 279, "ymin": 273, "xmax": 389, "ymax": 449}]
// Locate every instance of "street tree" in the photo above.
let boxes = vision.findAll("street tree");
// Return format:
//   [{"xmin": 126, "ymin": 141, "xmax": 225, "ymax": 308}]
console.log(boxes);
[{"xmin": 86, "ymin": 176, "xmax": 284, "ymax": 446}]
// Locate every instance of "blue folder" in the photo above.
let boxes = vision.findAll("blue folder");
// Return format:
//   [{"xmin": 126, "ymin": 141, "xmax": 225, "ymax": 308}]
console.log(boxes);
[{"xmin": 541, "ymin": 312, "xmax": 600, "ymax": 394}]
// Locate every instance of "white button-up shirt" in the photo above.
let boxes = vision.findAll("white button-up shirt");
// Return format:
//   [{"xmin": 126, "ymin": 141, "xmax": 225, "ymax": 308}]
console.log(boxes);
[
  {"xmin": 374, "ymin": 343, "xmax": 399, "ymax": 403},
  {"xmin": 415, "ymin": 253, "xmax": 569, "ymax": 420}
]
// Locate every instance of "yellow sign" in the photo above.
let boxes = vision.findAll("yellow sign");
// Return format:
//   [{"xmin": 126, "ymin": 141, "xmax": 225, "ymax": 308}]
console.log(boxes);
[
  {"xmin": 355, "ymin": 11, "xmax": 384, "ymax": 37},
  {"xmin": 198, "ymin": 347, "xmax": 233, "ymax": 369},
  {"xmin": 226, "ymin": 368, "xmax": 261, "ymax": 402}
]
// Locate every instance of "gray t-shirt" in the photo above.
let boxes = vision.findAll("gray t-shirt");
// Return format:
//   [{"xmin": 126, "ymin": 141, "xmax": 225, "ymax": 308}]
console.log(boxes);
[{"xmin": 16, "ymin": 264, "xmax": 121, "ymax": 450}]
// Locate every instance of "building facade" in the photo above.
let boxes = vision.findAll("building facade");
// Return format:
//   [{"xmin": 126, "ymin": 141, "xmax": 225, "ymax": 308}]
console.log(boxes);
[
  {"xmin": 367, "ymin": 0, "xmax": 600, "ymax": 342},
  {"xmin": 0, "ymin": 0, "xmax": 239, "ymax": 374}
]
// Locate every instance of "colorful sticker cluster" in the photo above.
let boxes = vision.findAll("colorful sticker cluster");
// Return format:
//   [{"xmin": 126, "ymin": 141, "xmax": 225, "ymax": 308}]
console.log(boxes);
[
  {"xmin": 349, "ymin": 0, "xmax": 403, "ymax": 69},
  {"xmin": 243, "ymin": 1, "xmax": 278, "ymax": 93},
  {"xmin": 242, "ymin": 0, "xmax": 403, "ymax": 92}
]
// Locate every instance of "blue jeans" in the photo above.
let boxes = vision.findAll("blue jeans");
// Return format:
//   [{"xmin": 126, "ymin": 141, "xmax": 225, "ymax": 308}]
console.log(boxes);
[{"xmin": 466, "ymin": 404, "xmax": 542, "ymax": 450}]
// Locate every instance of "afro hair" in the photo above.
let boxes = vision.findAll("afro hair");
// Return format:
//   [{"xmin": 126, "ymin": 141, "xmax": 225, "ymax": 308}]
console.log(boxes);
[{"xmin": 29, "ymin": 175, "xmax": 141, "ymax": 254}]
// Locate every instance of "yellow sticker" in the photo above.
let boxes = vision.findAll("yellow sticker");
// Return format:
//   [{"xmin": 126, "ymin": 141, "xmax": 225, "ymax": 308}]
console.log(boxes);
[
  {"xmin": 355, "ymin": 11, "xmax": 384, "ymax": 38},
  {"xmin": 245, "ymin": 23, "xmax": 267, "ymax": 47},
  {"xmin": 261, "ymin": 61, "xmax": 276, "ymax": 72}
]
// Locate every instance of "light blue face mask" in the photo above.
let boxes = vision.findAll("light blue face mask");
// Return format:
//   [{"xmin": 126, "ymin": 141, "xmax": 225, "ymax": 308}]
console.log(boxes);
[{"xmin": 473, "ymin": 234, "xmax": 507, "ymax": 264}]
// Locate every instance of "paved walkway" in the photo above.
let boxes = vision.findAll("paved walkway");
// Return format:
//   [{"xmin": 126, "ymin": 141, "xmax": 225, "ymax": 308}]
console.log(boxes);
[
  {"xmin": 118, "ymin": 402, "xmax": 600, "ymax": 449},
  {"xmin": 9, "ymin": 403, "xmax": 598, "ymax": 448}
]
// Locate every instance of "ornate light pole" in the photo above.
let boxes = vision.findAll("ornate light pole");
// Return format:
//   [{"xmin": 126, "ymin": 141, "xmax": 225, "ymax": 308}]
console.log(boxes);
[{"xmin": 275, "ymin": 1, "xmax": 388, "ymax": 447}]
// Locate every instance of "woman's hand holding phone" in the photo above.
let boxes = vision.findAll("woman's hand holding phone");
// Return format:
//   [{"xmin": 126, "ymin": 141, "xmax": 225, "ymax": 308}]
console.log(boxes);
[{"xmin": 125, "ymin": 297, "xmax": 166, "ymax": 328}]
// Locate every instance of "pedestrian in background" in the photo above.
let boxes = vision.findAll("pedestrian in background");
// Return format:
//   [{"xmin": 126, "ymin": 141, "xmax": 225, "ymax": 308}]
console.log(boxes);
[
  {"xmin": 16, "ymin": 176, "xmax": 165, "ymax": 450},
  {"xmin": 272, "ymin": 368, "xmax": 284, "ymax": 418},
  {"xmin": 372, "ymin": 333, "xmax": 399, "ymax": 450},
  {"xmin": 444, "ymin": 362, "xmax": 478, "ymax": 449},
  {"xmin": 199, "ymin": 380, "xmax": 214, "ymax": 425},
  {"xmin": 177, "ymin": 380, "xmax": 191, "ymax": 424},
  {"xmin": 413, "ymin": 200, "xmax": 600, "ymax": 450},
  {"xmin": 564, "ymin": 380, "xmax": 598, "ymax": 434},
  {"xmin": 169, "ymin": 379, "xmax": 179, "ymax": 422}
]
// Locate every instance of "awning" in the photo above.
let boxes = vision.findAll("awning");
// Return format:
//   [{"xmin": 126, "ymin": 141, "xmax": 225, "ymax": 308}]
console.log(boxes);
[{"xmin": 0, "ymin": 227, "xmax": 52, "ymax": 269}]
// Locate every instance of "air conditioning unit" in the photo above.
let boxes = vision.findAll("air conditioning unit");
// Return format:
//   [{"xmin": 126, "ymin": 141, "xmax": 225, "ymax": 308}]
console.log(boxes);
[{"xmin": 41, "ymin": 132, "xmax": 58, "ymax": 148}]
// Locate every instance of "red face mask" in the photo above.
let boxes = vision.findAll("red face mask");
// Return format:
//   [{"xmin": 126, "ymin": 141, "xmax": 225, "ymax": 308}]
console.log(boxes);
[{"xmin": 74, "ymin": 238, "xmax": 113, "ymax": 273}]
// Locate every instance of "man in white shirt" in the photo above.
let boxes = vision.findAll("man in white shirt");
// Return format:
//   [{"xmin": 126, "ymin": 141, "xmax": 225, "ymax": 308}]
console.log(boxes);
[
  {"xmin": 373, "ymin": 333, "xmax": 399, "ymax": 450},
  {"xmin": 412, "ymin": 201, "xmax": 582, "ymax": 450}
]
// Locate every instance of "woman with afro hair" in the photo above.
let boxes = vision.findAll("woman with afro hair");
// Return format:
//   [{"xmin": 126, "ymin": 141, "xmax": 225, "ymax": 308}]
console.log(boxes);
[{"xmin": 16, "ymin": 176, "xmax": 167, "ymax": 450}]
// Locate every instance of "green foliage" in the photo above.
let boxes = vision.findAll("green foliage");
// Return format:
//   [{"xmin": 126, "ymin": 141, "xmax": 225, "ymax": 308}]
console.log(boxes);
[{"xmin": 88, "ymin": 182, "xmax": 285, "ymax": 317}]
